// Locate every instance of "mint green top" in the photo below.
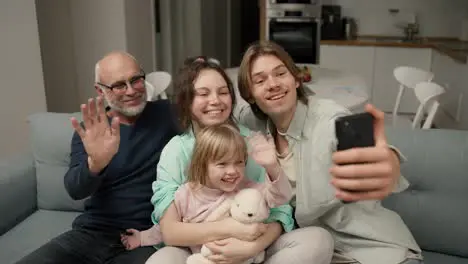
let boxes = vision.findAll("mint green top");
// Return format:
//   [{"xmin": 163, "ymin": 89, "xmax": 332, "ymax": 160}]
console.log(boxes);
[{"xmin": 150, "ymin": 124, "xmax": 295, "ymax": 235}]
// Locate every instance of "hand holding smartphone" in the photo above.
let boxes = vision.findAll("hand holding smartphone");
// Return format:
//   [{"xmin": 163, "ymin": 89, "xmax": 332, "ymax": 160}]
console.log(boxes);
[
  {"xmin": 334, "ymin": 112, "xmax": 375, "ymax": 203},
  {"xmin": 335, "ymin": 112, "xmax": 375, "ymax": 152}
]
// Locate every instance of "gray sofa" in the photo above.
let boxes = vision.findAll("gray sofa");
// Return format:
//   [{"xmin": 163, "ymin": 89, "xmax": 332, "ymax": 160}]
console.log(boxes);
[{"xmin": 0, "ymin": 112, "xmax": 467, "ymax": 264}]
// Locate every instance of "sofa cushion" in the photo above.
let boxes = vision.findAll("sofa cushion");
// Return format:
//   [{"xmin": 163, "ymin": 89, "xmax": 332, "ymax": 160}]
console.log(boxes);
[
  {"xmin": 28, "ymin": 112, "xmax": 86, "ymax": 211},
  {"xmin": 422, "ymin": 250, "xmax": 467, "ymax": 264},
  {"xmin": 0, "ymin": 154, "xmax": 37, "ymax": 236},
  {"xmin": 383, "ymin": 127, "xmax": 468, "ymax": 259},
  {"xmin": 0, "ymin": 209, "xmax": 80, "ymax": 264}
]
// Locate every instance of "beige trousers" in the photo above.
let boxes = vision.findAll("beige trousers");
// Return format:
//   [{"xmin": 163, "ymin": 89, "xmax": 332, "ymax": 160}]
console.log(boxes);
[
  {"xmin": 145, "ymin": 226, "xmax": 334, "ymax": 264},
  {"xmin": 265, "ymin": 226, "xmax": 334, "ymax": 264},
  {"xmin": 343, "ymin": 259, "xmax": 424, "ymax": 264},
  {"xmin": 145, "ymin": 246, "xmax": 191, "ymax": 264}
]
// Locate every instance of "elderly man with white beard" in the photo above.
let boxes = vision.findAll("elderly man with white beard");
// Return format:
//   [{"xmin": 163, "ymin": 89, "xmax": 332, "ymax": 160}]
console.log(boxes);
[{"xmin": 15, "ymin": 51, "xmax": 179, "ymax": 264}]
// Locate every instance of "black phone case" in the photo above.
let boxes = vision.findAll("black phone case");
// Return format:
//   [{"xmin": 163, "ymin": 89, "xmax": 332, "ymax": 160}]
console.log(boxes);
[
  {"xmin": 335, "ymin": 113, "xmax": 375, "ymax": 203},
  {"xmin": 335, "ymin": 112, "xmax": 375, "ymax": 151}
]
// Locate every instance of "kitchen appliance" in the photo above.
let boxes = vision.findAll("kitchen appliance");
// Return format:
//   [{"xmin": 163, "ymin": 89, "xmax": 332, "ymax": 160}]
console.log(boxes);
[
  {"xmin": 267, "ymin": 0, "xmax": 321, "ymax": 18},
  {"xmin": 270, "ymin": 0, "xmax": 319, "ymax": 3},
  {"xmin": 320, "ymin": 4, "xmax": 342, "ymax": 40},
  {"xmin": 269, "ymin": 0, "xmax": 320, "ymax": 7},
  {"xmin": 266, "ymin": 4, "xmax": 321, "ymax": 64},
  {"xmin": 342, "ymin": 17, "xmax": 357, "ymax": 40}
]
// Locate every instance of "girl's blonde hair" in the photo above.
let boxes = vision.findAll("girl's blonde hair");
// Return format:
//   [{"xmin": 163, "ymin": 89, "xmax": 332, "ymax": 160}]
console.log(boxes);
[{"xmin": 188, "ymin": 123, "xmax": 248, "ymax": 185}]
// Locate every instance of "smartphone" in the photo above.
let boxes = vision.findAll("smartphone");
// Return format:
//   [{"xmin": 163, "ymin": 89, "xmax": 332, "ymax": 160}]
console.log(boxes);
[
  {"xmin": 334, "ymin": 112, "xmax": 375, "ymax": 203},
  {"xmin": 335, "ymin": 112, "xmax": 375, "ymax": 152}
]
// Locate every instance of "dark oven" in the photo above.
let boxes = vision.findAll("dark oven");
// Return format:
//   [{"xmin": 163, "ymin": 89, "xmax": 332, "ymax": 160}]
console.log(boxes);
[{"xmin": 267, "ymin": 7, "xmax": 320, "ymax": 64}]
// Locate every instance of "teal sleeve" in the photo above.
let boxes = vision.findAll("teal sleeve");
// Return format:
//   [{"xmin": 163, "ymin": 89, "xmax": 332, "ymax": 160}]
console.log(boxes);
[
  {"xmin": 266, "ymin": 204, "xmax": 295, "ymax": 232},
  {"xmin": 245, "ymin": 156, "xmax": 295, "ymax": 233},
  {"xmin": 150, "ymin": 137, "xmax": 188, "ymax": 224}
]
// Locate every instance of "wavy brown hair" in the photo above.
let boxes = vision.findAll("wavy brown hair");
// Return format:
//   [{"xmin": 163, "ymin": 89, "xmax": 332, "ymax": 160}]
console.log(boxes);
[
  {"xmin": 238, "ymin": 40, "xmax": 309, "ymax": 120},
  {"xmin": 174, "ymin": 59, "xmax": 237, "ymax": 131},
  {"xmin": 187, "ymin": 123, "xmax": 247, "ymax": 186}
]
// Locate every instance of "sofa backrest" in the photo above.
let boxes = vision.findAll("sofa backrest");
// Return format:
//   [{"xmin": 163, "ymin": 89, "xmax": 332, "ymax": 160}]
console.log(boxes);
[
  {"xmin": 28, "ymin": 112, "xmax": 86, "ymax": 212},
  {"xmin": 383, "ymin": 127, "xmax": 468, "ymax": 258}
]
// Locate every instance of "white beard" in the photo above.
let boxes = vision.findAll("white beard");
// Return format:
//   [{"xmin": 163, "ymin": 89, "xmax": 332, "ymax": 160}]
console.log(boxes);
[{"xmin": 105, "ymin": 93, "xmax": 148, "ymax": 117}]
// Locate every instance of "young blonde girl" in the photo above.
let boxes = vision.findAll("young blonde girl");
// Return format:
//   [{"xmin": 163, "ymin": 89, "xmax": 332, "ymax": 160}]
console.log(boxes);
[{"xmin": 121, "ymin": 124, "xmax": 293, "ymax": 262}]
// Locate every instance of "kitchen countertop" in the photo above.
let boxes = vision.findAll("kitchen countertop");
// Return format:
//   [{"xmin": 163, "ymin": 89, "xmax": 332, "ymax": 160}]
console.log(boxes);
[{"xmin": 321, "ymin": 36, "xmax": 468, "ymax": 64}]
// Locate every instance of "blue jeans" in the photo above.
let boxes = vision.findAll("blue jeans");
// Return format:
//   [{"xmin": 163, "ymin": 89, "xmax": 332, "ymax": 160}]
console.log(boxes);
[{"xmin": 15, "ymin": 227, "xmax": 156, "ymax": 264}]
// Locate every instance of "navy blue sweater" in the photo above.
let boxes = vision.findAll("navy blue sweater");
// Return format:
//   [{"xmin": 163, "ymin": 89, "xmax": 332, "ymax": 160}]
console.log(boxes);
[{"xmin": 64, "ymin": 100, "xmax": 179, "ymax": 232}]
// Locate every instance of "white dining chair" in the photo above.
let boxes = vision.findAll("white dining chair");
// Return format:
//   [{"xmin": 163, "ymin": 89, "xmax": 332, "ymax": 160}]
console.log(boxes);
[
  {"xmin": 391, "ymin": 66, "xmax": 434, "ymax": 126},
  {"xmin": 411, "ymin": 81, "xmax": 446, "ymax": 129},
  {"xmin": 145, "ymin": 71, "xmax": 171, "ymax": 101}
]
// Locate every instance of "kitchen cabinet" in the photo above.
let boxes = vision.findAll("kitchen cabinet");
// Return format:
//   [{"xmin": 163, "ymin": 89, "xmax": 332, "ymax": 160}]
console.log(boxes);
[
  {"xmin": 319, "ymin": 46, "xmax": 375, "ymax": 96},
  {"xmin": 320, "ymin": 45, "xmax": 432, "ymax": 113},
  {"xmin": 431, "ymin": 50, "xmax": 468, "ymax": 129},
  {"xmin": 320, "ymin": 44, "xmax": 468, "ymax": 129},
  {"xmin": 372, "ymin": 47, "xmax": 433, "ymax": 113}
]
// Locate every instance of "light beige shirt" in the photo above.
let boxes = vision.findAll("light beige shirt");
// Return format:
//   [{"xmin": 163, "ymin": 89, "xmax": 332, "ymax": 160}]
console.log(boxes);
[
  {"xmin": 235, "ymin": 96, "xmax": 422, "ymax": 264},
  {"xmin": 277, "ymin": 151, "xmax": 297, "ymax": 206}
]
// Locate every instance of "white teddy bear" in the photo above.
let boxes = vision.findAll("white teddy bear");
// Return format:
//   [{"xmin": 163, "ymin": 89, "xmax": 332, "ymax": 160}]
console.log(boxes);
[{"xmin": 186, "ymin": 188, "xmax": 270, "ymax": 264}]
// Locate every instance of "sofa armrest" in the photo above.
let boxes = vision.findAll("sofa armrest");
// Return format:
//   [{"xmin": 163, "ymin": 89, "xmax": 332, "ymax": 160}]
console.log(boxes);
[{"xmin": 0, "ymin": 153, "xmax": 37, "ymax": 235}]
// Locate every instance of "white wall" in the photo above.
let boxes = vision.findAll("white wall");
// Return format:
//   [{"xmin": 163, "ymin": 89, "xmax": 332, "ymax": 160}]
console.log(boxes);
[
  {"xmin": 124, "ymin": 0, "xmax": 155, "ymax": 72},
  {"xmin": 69, "ymin": 0, "xmax": 128, "ymax": 103},
  {"xmin": 36, "ymin": 0, "xmax": 80, "ymax": 113},
  {"xmin": 36, "ymin": 0, "xmax": 155, "ymax": 111},
  {"xmin": 0, "ymin": 0, "xmax": 47, "ymax": 159},
  {"xmin": 324, "ymin": 0, "xmax": 468, "ymax": 38},
  {"xmin": 0, "ymin": 0, "xmax": 155, "ymax": 159}
]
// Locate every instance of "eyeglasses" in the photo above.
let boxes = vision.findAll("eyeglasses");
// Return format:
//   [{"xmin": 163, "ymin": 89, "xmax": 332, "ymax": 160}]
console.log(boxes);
[{"xmin": 97, "ymin": 71, "xmax": 146, "ymax": 93}]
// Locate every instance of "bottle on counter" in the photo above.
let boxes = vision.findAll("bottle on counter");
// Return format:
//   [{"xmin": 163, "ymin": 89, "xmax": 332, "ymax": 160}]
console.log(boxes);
[{"xmin": 342, "ymin": 17, "xmax": 357, "ymax": 40}]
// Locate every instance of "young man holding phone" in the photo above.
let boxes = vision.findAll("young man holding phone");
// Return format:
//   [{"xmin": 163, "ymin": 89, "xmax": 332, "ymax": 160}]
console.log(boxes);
[{"xmin": 234, "ymin": 40, "xmax": 423, "ymax": 264}]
